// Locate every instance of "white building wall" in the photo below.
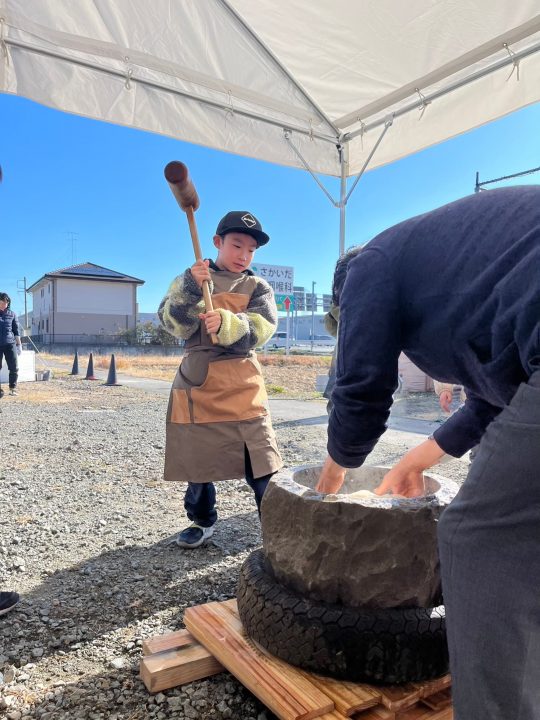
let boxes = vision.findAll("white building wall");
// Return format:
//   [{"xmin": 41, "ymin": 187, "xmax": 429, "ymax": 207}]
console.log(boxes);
[
  {"xmin": 56, "ymin": 279, "xmax": 133, "ymax": 314},
  {"xmin": 31, "ymin": 281, "xmax": 53, "ymax": 333}
]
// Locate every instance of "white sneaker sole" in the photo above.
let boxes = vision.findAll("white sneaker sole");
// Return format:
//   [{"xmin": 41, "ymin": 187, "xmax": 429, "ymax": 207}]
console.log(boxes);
[{"xmin": 173, "ymin": 525, "xmax": 215, "ymax": 549}]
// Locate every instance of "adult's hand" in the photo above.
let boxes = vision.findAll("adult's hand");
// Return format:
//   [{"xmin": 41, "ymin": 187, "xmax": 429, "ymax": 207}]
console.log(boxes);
[
  {"xmin": 439, "ymin": 389, "xmax": 453, "ymax": 413},
  {"xmin": 375, "ymin": 466, "xmax": 426, "ymax": 498},
  {"xmin": 374, "ymin": 438, "xmax": 446, "ymax": 498},
  {"xmin": 315, "ymin": 455, "xmax": 347, "ymax": 494},
  {"xmin": 16, "ymin": 344, "xmax": 22, "ymax": 356}
]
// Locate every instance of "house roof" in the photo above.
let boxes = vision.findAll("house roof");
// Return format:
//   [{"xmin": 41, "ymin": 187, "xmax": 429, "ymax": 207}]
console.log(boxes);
[{"xmin": 27, "ymin": 262, "xmax": 145, "ymax": 291}]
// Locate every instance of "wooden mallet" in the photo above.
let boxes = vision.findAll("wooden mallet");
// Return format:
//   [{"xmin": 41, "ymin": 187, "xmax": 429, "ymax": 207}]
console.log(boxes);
[{"xmin": 164, "ymin": 161, "xmax": 219, "ymax": 345}]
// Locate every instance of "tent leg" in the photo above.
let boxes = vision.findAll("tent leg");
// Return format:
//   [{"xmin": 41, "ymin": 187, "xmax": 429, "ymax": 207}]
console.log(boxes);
[
  {"xmin": 284, "ymin": 123, "xmax": 392, "ymax": 256},
  {"xmin": 339, "ymin": 144, "xmax": 348, "ymax": 255}
]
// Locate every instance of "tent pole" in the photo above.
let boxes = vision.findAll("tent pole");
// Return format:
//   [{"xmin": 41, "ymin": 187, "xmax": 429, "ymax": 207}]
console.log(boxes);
[
  {"xmin": 339, "ymin": 144, "xmax": 348, "ymax": 255},
  {"xmin": 284, "ymin": 131, "xmax": 339, "ymax": 206},
  {"xmin": 285, "ymin": 125, "xmax": 393, "ymax": 256},
  {"xmin": 344, "ymin": 119, "xmax": 393, "ymax": 204}
]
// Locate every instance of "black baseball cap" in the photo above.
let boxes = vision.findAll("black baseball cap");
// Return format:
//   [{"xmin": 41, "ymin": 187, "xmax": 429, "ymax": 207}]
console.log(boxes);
[{"xmin": 215, "ymin": 211, "xmax": 269, "ymax": 246}]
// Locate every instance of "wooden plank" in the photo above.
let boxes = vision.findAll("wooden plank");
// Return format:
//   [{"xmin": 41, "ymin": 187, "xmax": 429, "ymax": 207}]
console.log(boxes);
[
  {"xmin": 420, "ymin": 689, "xmax": 452, "ymax": 711},
  {"xmin": 395, "ymin": 704, "xmax": 452, "ymax": 720},
  {"xmin": 304, "ymin": 671, "xmax": 380, "ymax": 716},
  {"xmin": 378, "ymin": 684, "xmax": 423, "ymax": 712},
  {"xmin": 142, "ymin": 629, "xmax": 195, "ymax": 656},
  {"xmin": 185, "ymin": 599, "xmax": 334, "ymax": 720},
  {"xmin": 413, "ymin": 675, "xmax": 451, "ymax": 698},
  {"xmin": 140, "ymin": 644, "xmax": 224, "ymax": 692},
  {"xmin": 354, "ymin": 707, "xmax": 396, "ymax": 720},
  {"xmin": 378, "ymin": 675, "xmax": 451, "ymax": 713},
  {"xmin": 355, "ymin": 706, "xmax": 452, "ymax": 720}
]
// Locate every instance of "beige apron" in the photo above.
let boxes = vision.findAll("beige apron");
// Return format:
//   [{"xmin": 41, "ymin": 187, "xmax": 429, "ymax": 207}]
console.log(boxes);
[{"xmin": 164, "ymin": 271, "xmax": 283, "ymax": 484}]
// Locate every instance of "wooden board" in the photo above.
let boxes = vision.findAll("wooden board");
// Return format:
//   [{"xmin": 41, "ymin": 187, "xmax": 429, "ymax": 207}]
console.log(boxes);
[
  {"xmin": 378, "ymin": 674, "xmax": 451, "ymax": 712},
  {"xmin": 420, "ymin": 689, "xmax": 452, "ymax": 711},
  {"xmin": 301, "ymin": 671, "xmax": 380, "ymax": 716},
  {"xmin": 185, "ymin": 598, "xmax": 334, "ymax": 720},
  {"xmin": 142, "ymin": 628, "xmax": 195, "ymax": 656},
  {"xmin": 140, "ymin": 643, "xmax": 224, "ymax": 692},
  {"xmin": 142, "ymin": 598, "xmax": 452, "ymax": 720},
  {"xmin": 358, "ymin": 705, "xmax": 452, "ymax": 720}
]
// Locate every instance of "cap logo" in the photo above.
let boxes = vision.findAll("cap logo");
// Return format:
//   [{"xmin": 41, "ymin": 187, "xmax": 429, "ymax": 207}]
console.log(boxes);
[{"xmin": 241, "ymin": 213, "xmax": 257, "ymax": 228}]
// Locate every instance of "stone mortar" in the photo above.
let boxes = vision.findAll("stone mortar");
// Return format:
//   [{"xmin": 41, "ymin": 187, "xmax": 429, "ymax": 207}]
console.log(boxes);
[{"xmin": 261, "ymin": 465, "xmax": 459, "ymax": 608}]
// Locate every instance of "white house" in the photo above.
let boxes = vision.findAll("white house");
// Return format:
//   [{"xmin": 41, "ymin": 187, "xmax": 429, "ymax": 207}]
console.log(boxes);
[{"xmin": 27, "ymin": 262, "xmax": 144, "ymax": 343}]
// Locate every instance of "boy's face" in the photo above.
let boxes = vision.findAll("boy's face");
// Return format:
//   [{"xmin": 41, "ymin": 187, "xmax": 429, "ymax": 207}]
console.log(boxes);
[{"xmin": 213, "ymin": 232, "xmax": 258, "ymax": 273}]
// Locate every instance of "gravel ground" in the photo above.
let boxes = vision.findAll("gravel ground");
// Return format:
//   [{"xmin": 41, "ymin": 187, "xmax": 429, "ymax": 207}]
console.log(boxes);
[{"xmin": 0, "ymin": 377, "xmax": 468, "ymax": 720}]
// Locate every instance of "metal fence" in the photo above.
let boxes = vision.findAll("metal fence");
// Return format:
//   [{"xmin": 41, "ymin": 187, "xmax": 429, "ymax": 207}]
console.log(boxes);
[{"xmin": 28, "ymin": 333, "xmax": 136, "ymax": 346}]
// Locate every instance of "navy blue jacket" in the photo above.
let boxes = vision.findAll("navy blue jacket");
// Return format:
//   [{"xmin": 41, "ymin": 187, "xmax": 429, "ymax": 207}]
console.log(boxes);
[
  {"xmin": 328, "ymin": 186, "xmax": 540, "ymax": 467},
  {"xmin": 0, "ymin": 308, "xmax": 20, "ymax": 346}
]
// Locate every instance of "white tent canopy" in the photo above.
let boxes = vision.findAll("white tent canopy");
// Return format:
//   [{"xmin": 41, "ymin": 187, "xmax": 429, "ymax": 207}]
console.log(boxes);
[{"xmin": 2, "ymin": 0, "xmax": 540, "ymax": 246}]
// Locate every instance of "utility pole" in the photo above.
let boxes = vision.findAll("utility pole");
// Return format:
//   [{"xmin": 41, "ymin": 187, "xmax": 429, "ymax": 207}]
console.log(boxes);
[
  {"xmin": 16, "ymin": 276, "xmax": 29, "ymax": 335},
  {"xmin": 23, "ymin": 276, "xmax": 28, "ymax": 333},
  {"xmin": 310, "ymin": 281, "xmax": 316, "ymax": 353}
]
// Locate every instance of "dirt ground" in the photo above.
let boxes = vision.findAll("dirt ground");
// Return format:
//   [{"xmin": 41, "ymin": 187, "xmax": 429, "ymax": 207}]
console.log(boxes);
[{"xmin": 0, "ymin": 372, "xmax": 467, "ymax": 720}]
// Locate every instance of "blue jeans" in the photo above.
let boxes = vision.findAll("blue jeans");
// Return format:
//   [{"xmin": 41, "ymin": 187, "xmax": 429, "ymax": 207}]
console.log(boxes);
[{"xmin": 184, "ymin": 446, "xmax": 274, "ymax": 527}]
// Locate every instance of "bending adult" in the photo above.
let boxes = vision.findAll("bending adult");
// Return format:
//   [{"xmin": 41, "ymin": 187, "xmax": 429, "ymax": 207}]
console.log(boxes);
[
  {"xmin": 317, "ymin": 186, "xmax": 540, "ymax": 720},
  {"xmin": 0, "ymin": 292, "xmax": 21, "ymax": 396}
]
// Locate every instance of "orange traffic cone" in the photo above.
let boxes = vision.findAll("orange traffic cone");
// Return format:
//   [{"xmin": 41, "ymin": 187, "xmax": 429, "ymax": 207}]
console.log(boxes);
[
  {"xmin": 70, "ymin": 351, "xmax": 79, "ymax": 375},
  {"xmin": 85, "ymin": 352, "xmax": 97, "ymax": 380},
  {"xmin": 104, "ymin": 354, "xmax": 121, "ymax": 386}
]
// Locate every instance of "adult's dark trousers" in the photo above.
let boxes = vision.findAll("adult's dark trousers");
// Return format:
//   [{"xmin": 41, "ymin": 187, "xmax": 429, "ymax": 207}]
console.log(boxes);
[
  {"xmin": 438, "ymin": 370, "xmax": 540, "ymax": 720},
  {"xmin": 0, "ymin": 344, "xmax": 18, "ymax": 389},
  {"xmin": 184, "ymin": 446, "xmax": 274, "ymax": 527}
]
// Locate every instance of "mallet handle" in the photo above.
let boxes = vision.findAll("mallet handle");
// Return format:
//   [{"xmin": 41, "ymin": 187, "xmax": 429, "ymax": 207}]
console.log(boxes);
[{"xmin": 186, "ymin": 207, "xmax": 218, "ymax": 344}]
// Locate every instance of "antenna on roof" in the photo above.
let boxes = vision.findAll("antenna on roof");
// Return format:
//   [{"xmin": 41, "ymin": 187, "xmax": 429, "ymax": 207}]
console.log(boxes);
[{"xmin": 66, "ymin": 231, "xmax": 79, "ymax": 265}]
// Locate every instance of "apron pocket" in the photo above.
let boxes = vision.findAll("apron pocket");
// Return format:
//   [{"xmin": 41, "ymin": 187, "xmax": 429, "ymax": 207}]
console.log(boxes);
[{"xmin": 192, "ymin": 357, "xmax": 267, "ymax": 423}]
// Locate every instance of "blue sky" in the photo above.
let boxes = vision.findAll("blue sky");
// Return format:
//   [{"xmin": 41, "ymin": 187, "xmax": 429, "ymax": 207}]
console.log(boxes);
[{"xmin": 1, "ymin": 92, "xmax": 539, "ymax": 318}]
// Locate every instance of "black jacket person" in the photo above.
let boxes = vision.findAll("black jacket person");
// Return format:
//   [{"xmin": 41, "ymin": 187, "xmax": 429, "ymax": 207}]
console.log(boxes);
[{"xmin": 317, "ymin": 186, "xmax": 540, "ymax": 720}]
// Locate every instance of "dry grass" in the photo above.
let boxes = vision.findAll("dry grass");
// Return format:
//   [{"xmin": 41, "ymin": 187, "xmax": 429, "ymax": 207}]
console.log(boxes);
[{"xmin": 39, "ymin": 352, "xmax": 329, "ymax": 397}]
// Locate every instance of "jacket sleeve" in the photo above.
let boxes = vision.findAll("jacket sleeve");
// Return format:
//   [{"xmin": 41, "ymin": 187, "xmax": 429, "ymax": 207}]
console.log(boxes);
[
  {"xmin": 433, "ymin": 388, "xmax": 501, "ymax": 456},
  {"xmin": 157, "ymin": 269, "xmax": 213, "ymax": 340},
  {"xmin": 216, "ymin": 278, "xmax": 277, "ymax": 350},
  {"xmin": 12, "ymin": 312, "xmax": 20, "ymax": 338},
  {"xmin": 327, "ymin": 248, "xmax": 401, "ymax": 468}
]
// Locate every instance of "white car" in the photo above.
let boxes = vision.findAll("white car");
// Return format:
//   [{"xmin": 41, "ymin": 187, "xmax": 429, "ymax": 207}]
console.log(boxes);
[{"xmin": 269, "ymin": 331, "xmax": 288, "ymax": 348}]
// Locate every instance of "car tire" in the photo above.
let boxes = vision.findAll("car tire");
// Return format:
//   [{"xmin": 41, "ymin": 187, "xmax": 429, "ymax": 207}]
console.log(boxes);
[{"xmin": 237, "ymin": 549, "xmax": 449, "ymax": 684}]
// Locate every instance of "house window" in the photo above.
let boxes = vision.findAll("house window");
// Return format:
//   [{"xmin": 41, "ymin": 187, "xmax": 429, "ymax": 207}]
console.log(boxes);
[
  {"xmin": 48, "ymin": 284, "xmax": 50, "ymax": 294},
  {"xmin": 46, "ymin": 319, "xmax": 49, "ymax": 332}
]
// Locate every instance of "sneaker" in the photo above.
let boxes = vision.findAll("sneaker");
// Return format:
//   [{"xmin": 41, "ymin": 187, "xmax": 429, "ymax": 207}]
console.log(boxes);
[
  {"xmin": 172, "ymin": 523, "xmax": 215, "ymax": 548},
  {"xmin": 9, "ymin": 388, "xmax": 18, "ymax": 396},
  {"xmin": 0, "ymin": 387, "xmax": 4, "ymax": 399},
  {"xmin": 0, "ymin": 591, "xmax": 20, "ymax": 616}
]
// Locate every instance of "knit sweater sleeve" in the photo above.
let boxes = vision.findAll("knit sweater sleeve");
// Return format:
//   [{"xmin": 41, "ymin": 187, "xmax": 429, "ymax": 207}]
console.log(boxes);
[
  {"xmin": 157, "ymin": 269, "xmax": 213, "ymax": 340},
  {"xmin": 216, "ymin": 277, "xmax": 277, "ymax": 350}
]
